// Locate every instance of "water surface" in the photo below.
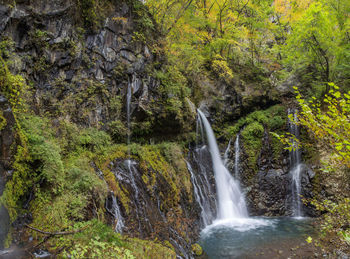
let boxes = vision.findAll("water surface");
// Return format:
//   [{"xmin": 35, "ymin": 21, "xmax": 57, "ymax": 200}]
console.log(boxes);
[{"xmin": 200, "ymin": 217, "xmax": 315, "ymax": 259}]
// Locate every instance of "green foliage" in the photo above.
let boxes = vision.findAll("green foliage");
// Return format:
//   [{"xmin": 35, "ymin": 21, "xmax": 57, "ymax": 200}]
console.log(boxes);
[
  {"xmin": 107, "ymin": 120, "xmax": 128, "ymax": 143},
  {"xmin": 58, "ymin": 220, "xmax": 131, "ymax": 258},
  {"xmin": 277, "ymin": 0, "xmax": 350, "ymax": 90},
  {"xmin": 20, "ymin": 115, "xmax": 65, "ymax": 192},
  {"xmin": 147, "ymin": 0, "xmax": 276, "ymax": 87},
  {"xmin": 1, "ymin": 142, "xmax": 31, "ymax": 221},
  {"xmin": 79, "ymin": 0, "xmax": 98, "ymax": 30},
  {"xmin": 310, "ymin": 198, "xmax": 350, "ymax": 250},
  {"xmin": 0, "ymin": 37, "xmax": 15, "ymax": 59},
  {"xmin": 241, "ymin": 121, "xmax": 264, "ymax": 170},
  {"xmin": 76, "ymin": 127, "xmax": 112, "ymax": 153},
  {"xmin": 2, "ymin": 114, "xmax": 110, "ymax": 233},
  {"xmin": 0, "ymin": 56, "xmax": 27, "ymax": 113},
  {"xmin": 98, "ymin": 142, "xmax": 192, "ymax": 216},
  {"xmin": 212, "ymin": 55, "xmax": 234, "ymax": 82},
  {"xmin": 273, "ymin": 83, "xmax": 350, "ymax": 252},
  {"xmin": 224, "ymin": 105, "xmax": 286, "ymax": 170},
  {"xmin": 295, "ymin": 83, "xmax": 350, "ymax": 167},
  {"xmin": 152, "ymin": 65, "xmax": 195, "ymax": 132},
  {"xmin": 0, "ymin": 111, "xmax": 7, "ymax": 130}
]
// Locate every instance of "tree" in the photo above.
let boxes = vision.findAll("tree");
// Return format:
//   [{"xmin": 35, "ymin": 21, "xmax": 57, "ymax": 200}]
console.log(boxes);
[
  {"xmin": 295, "ymin": 83, "xmax": 350, "ymax": 252},
  {"xmin": 295, "ymin": 83, "xmax": 350, "ymax": 168},
  {"xmin": 279, "ymin": 0, "xmax": 350, "ymax": 92}
]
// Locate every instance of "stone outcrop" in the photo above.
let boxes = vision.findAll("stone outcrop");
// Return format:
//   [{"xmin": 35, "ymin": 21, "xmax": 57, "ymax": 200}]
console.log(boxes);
[
  {"xmin": 0, "ymin": 0, "xmax": 194, "ymax": 138},
  {"xmin": 225, "ymin": 121, "xmax": 316, "ymax": 217}
]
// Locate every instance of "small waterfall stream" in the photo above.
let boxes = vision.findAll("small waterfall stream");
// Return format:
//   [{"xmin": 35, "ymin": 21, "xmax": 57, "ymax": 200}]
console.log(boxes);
[
  {"xmin": 234, "ymin": 134, "xmax": 240, "ymax": 179},
  {"xmin": 187, "ymin": 161, "xmax": 213, "ymax": 227},
  {"xmin": 111, "ymin": 195, "xmax": 125, "ymax": 233},
  {"xmin": 288, "ymin": 109, "xmax": 303, "ymax": 217},
  {"xmin": 197, "ymin": 110, "xmax": 248, "ymax": 220},
  {"xmin": 126, "ymin": 75, "xmax": 133, "ymax": 146},
  {"xmin": 107, "ymin": 74, "xmax": 139, "ymax": 234},
  {"xmin": 223, "ymin": 139, "xmax": 231, "ymax": 166}
]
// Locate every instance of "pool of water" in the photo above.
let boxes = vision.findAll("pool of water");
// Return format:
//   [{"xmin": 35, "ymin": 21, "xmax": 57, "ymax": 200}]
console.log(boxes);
[{"xmin": 199, "ymin": 217, "xmax": 315, "ymax": 259}]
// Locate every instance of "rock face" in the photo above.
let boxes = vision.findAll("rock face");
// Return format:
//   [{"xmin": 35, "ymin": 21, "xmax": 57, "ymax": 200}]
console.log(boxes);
[
  {"xmin": 225, "ymin": 121, "xmax": 316, "ymax": 217},
  {"xmin": 0, "ymin": 95, "xmax": 15, "ymax": 249},
  {"xmin": 103, "ymin": 157, "xmax": 199, "ymax": 256},
  {"xmin": 0, "ymin": 0, "xmax": 194, "ymax": 138}
]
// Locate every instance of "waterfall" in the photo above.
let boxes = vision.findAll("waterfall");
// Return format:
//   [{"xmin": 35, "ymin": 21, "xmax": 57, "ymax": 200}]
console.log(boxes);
[
  {"xmin": 126, "ymin": 75, "xmax": 133, "ymax": 146},
  {"xmin": 111, "ymin": 195, "xmax": 124, "ymax": 233},
  {"xmin": 197, "ymin": 110, "xmax": 248, "ymax": 220},
  {"xmin": 234, "ymin": 134, "xmax": 240, "ymax": 179},
  {"xmin": 187, "ymin": 115, "xmax": 217, "ymax": 227},
  {"xmin": 223, "ymin": 139, "xmax": 231, "ymax": 166},
  {"xmin": 288, "ymin": 109, "xmax": 303, "ymax": 217},
  {"xmin": 187, "ymin": 161, "xmax": 213, "ymax": 226}
]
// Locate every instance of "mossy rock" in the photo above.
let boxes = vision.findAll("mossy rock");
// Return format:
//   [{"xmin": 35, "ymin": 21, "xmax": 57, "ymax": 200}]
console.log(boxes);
[{"xmin": 192, "ymin": 243, "xmax": 203, "ymax": 256}]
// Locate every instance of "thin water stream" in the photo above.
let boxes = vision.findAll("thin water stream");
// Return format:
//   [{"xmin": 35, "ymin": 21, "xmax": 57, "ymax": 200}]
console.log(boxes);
[{"xmin": 288, "ymin": 109, "xmax": 303, "ymax": 217}]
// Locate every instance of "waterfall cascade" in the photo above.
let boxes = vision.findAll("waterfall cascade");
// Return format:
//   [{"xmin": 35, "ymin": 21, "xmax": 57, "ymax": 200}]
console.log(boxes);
[
  {"xmin": 234, "ymin": 134, "xmax": 240, "ymax": 179},
  {"xmin": 223, "ymin": 139, "xmax": 231, "ymax": 166},
  {"xmin": 288, "ymin": 109, "xmax": 303, "ymax": 217},
  {"xmin": 107, "ymin": 75, "xmax": 139, "ymax": 234},
  {"xmin": 111, "ymin": 195, "xmax": 125, "ymax": 233},
  {"xmin": 197, "ymin": 110, "xmax": 248, "ymax": 220},
  {"xmin": 126, "ymin": 75, "xmax": 133, "ymax": 146},
  {"xmin": 187, "ymin": 161, "xmax": 213, "ymax": 227}
]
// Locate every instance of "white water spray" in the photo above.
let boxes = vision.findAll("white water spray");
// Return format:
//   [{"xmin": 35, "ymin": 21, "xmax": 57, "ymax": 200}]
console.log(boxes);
[{"xmin": 197, "ymin": 110, "xmax": 248, "ymax": 219}]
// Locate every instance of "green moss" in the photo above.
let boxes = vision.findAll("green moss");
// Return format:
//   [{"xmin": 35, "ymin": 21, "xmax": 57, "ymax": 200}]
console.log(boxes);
[
  {"xmin": 0, "ymin": 37, "xmax": 15, "ymax": 59},
  {"xmin": 241, "ymin": 121, "xmax": 264, "ymax": 171},
  {"xmin": 98, "ymin": 142, "xmax": 192, "ymax": 217},
  {"xmin": 191, "ymin": 243, "xmax": 203, "ymax": 256},
  {"xmin": 271, "ymin": 134, "xmax": 285, "ymax": 161},
  {"xmin": 0, "ymin": 56, "xmax": 27, "ymax": 113},
  {"xmin": 123, "ymin": 237, "xmax": 176, "ymax": 258},
  {"xmin": 80, "ymin": 0, "xmax": 98, "ymax": 30},
  {"xmin": 107, "ymin": 120, "xmax": 128, "ymax": 143},
  {"xmin": 224, "ymin": 105, "xmax": 287, "ymax": 172},
  {"xmin": 1, "ymin": 113, "xmax": 113, "ymax": 241},
  {"xmin": 0, "ymin": 111, "xmax": 7, "ymax": 130}
]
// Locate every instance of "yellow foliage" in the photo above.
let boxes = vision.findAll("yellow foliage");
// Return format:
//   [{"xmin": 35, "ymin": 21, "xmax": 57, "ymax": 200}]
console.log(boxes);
[{"xmin": 295, "ymin": 83, "xmax": 350, "ymax": 168}]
